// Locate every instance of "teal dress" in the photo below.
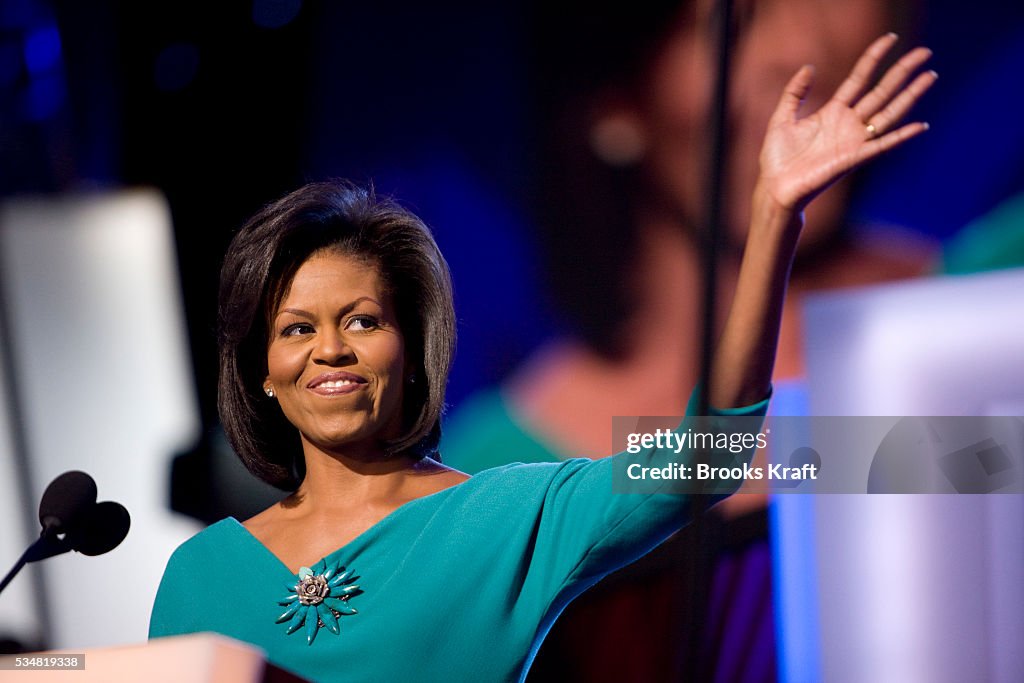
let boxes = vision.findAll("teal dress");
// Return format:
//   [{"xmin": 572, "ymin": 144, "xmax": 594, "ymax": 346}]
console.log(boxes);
[{"xmin": 150, "ymin": 395, "xmax": 768, "ymax": 683}]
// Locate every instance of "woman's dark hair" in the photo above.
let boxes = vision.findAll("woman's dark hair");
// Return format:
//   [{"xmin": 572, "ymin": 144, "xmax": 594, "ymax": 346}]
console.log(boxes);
[{"xmin": 218, "ymin": 180, "xmax": 456, "ymax": 491}]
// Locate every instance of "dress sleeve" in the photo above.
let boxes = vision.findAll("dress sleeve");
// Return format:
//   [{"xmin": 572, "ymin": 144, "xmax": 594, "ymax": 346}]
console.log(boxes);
[
  {"xmin": 515, "ymin": 388, "xmax": 770, "ymax": 618},
  {"xmin": 150, "ymin": 549, "xmax": 185, "ymax": 639},
  {"xmin": 149, "ymin": 540, "xmax": 208, "ymax": 639}
]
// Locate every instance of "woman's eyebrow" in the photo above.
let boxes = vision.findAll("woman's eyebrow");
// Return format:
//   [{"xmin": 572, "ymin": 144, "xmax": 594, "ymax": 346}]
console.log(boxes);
[
  {"xmin": 277, "ymin": 307, "xmax": 314, "ymax": 320},
  {"xmin": 275, "ymin": 297, "xmax": 382, "ymax": 321}
]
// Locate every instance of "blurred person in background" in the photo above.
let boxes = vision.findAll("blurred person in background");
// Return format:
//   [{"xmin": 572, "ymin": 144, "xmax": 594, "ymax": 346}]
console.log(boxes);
[{"xmin": 444, "ymin": 1, "xmax": 932, "ymax": 680}]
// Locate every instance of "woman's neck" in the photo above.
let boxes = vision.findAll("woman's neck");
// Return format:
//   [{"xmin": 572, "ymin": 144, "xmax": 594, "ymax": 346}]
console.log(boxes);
[
  {"xmin": 294, "ymin": 452, "xmax": 411, "ymax": 511},
  {"xmin": 287, "ymin": 441, "xmax": 463, "ymax": 515}
]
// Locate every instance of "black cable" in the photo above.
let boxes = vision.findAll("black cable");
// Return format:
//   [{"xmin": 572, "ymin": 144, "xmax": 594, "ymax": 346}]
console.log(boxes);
[
  {"xmin": 697, "ymin": 0, "xmax": 733, "ymax": 416},
  {"xmin": 680, "ymin": 0, "xmax": 735, "ymax": 680}
]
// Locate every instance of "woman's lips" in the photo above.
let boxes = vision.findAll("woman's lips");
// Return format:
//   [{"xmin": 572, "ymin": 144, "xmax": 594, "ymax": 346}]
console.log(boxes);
[{"xmin": 307, "ymin": 371, "xmax": 367, "ymax": 396}]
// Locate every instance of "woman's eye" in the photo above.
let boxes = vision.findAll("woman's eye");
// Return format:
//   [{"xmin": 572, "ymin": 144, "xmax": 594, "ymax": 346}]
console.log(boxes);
[
  {"xmin": 346, "ymin": 316, "xmax": 379, "ymax": 332},
  {"xmin": 282, "ymin": 323, "xmax": 314, "ymax": 336}
]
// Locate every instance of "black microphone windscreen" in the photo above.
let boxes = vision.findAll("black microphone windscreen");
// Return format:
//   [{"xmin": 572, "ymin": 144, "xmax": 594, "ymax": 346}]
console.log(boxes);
[
  {"xmin": 38, "ymin": 471, "xmax": 97, "ymax": 534},
  {"xmin": 69, "ymin": 501, "xmax": 131, "ymax": 557}
]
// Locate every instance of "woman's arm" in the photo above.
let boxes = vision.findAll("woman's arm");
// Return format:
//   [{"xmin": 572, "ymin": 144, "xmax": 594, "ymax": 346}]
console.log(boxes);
[{"xmin": 712, "ymin": 34, "xmax": 936, "ymax": 408}]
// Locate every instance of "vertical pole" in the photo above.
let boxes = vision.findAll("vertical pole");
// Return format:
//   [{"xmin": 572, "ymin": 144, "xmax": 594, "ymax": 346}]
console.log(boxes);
[
  {"xmin": 682, "ymin": 0, "xmax": 734, "ymax": 679},
  {"xmin": 0, "ymin": 219, "xmax": 54, "ymax": 649}
]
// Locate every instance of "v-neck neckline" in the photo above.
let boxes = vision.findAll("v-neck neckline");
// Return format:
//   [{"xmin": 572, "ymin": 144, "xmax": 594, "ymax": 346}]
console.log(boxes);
[{"xmin": 226, "ymin": 482, "xmax": 462, "ymax": 576}]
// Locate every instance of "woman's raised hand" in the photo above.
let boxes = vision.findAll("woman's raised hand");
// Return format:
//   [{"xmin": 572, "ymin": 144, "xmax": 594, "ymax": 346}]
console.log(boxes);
[{"xmin": 758, "ymin": 33, "xmax": 936, "ymax": 214}]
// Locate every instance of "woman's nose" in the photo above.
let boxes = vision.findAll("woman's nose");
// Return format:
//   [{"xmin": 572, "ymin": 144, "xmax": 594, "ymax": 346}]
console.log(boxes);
[{"xmin": 312, "ymin": 329, "xmax": 354, "ymax": 365}]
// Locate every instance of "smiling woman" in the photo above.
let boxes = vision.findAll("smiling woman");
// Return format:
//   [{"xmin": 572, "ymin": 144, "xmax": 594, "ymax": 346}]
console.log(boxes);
[
  {"xmin": 150, "ymin": 36, "xmax": 935, "ymax": 682},
  {"xmin": 216, "ymin": 181, "xmax": 456, "ymax": 491},
  {"xmin": 264, "ymin": 252, "xmax": 408, "ymax": 461}
]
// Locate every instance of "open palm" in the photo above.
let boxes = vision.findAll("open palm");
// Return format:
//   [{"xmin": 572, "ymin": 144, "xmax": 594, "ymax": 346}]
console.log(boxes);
[{"xmin": 759, "ymin": 34, "xmax": 936, "ymax": 213}]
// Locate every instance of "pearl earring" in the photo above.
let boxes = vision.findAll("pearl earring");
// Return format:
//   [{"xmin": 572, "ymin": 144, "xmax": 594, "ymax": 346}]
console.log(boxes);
[{"xmin": 265, "ymin": 386, "xmax": 275, "ymax": 398}]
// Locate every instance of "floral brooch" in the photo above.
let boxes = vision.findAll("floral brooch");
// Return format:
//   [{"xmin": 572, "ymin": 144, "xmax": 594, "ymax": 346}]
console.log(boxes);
[{"xmin": 276, "ymin": 558, "xmax": 362, "ymax": 644}]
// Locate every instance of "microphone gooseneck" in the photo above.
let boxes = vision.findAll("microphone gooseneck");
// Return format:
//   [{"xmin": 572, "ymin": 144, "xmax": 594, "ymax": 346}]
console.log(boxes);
[{"xmin": 0, "ymin": 470, "xmax": 131, "ymax": 598}]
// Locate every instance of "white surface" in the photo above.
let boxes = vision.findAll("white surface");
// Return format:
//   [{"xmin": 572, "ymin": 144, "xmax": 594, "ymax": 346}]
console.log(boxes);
[
  {"xmin": 803, "ymin": 268, "xmax": 1024, "ymax": 417},
  {"xmin": 0, "ymin": 191, "xmax": 202, "ymax": 648},
  {"xmin": 777, "ymin": 268, "xmax": 1024, "ymax": 683},
  {"xmin": 0, "ymin": 301, "xmax": 39, "ymax": 644}
]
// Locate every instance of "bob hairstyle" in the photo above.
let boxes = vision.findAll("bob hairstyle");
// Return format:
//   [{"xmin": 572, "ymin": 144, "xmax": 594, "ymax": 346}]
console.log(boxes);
[{"xmin": 218, "ymin": 180, "xmax": 456, "ymax": 491}]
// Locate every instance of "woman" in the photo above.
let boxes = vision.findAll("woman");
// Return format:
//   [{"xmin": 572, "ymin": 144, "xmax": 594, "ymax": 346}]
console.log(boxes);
[{"xmin": 150, "ymin": 36, "xmax": 934, "ymax": 682}]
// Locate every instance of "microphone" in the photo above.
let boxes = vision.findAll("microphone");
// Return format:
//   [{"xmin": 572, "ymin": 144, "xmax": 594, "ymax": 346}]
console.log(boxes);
[
  {"xmin": 69, "ymin": 501, "xmax": 131, "ymax": 557},
  {"xmin": 1, "ymin": 471, "xmax": 131, "ymax": 596},
  {"xmin": 38, "ymin": 470, "xmax": 97, "ymax": 539}
]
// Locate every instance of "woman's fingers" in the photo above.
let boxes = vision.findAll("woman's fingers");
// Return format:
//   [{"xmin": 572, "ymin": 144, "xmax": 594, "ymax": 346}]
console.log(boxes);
[
  {"xmin": 769, "ymin": 64, "xmax": 816, "ymax": 126},
  {"xmin": 864, "ymin": 69, "xmax": 938, "ymax": 138},
  {"xmin": 832, "ymin": 33, "xmax": 899, "ymax": 106},
  {"xmin": 832, "ymin": 34, "xmax": 936, "ymax": 141},
  {"xmin": 854, "ymin": 46, "xmax": 933, "ymax": 121},
  {"xmin": 862, "ymin": 121, "xmax": 930, "ymax": 161}
]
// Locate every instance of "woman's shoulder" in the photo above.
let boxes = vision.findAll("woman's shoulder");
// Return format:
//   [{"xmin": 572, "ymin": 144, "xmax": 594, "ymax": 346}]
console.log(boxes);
[{"xmin": 164, "ymin": 518, "xmax": 248, "ymax": 571}]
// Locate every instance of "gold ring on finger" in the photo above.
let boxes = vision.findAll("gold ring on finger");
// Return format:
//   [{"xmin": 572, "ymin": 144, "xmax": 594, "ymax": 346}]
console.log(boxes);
[{"xmin": 865, "ymin": 122, "xmax": 878, "ymax": 139}]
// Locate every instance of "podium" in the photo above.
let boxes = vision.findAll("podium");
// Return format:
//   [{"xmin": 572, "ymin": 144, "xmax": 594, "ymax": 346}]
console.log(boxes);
[{"xmin": 0, "ymin": 633, "xmax": 307, "ymax": 682}]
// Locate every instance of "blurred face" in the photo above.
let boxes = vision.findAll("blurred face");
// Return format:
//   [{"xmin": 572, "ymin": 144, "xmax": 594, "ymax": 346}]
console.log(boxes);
[
  {"xmin": 631, "ymin": 0, "xmax": 890, "ymax": 248},
  {"xmin": 265, "ymin": 250, "xmax": 406, "ymax": 458}
]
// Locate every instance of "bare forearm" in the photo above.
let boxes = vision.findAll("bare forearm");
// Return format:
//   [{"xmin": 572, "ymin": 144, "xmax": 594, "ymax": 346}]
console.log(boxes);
[{"xmin": 710, "ymin": 183, "xmax": 802, "ymax": 408}]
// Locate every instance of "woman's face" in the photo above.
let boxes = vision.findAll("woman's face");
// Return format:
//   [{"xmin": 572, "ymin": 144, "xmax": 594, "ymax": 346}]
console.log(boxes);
[
  {"xmin": 635, "ymin": 0, "xmax": 890, "ymax": 247},
  {"xmin": 264, "ymin": 249, "xmax": 407, "ymax": 458}
]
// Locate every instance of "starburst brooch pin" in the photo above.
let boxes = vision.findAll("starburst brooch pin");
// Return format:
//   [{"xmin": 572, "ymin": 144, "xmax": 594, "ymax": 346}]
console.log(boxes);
[{"xmin": 276, "ymin": 558, "xmax": 362, "ymax": 644}]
